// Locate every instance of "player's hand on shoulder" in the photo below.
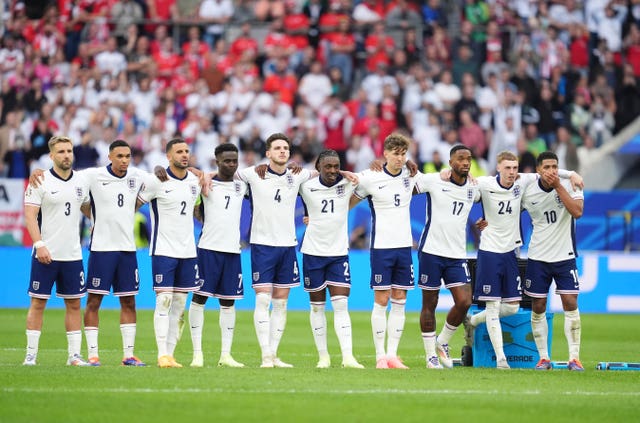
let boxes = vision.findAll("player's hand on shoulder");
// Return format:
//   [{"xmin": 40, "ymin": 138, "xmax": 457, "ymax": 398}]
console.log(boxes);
[
  {"xmin": 188, "ymin": 167, "xmax": 203, "ymax": 179},
  {"xmin": 340, "ymin": 170, "xmax": 359, "ymax": 185},
  {"xmin": 569, "ymin": 171, "xmax": 584, "ymax": 191},
  {"xmin": 303, "ymin": 216, "xmax": 309, "ymax": 225},
  {"xmin": 439, "ymin": 168, "xmax": 451, "ymax": 181},
  {"xmin": 369, "ymin": 159, "xmax": 384, "ymax": 172},
  {"xmin": 154, "ymin": 166, "xmax": 168, "ymax": 182},
  {"xmin": 406, "ymin": 159, "xmax": 418, "ymax": 177},
  {"xmin": 29, "ymin": 169, "xmax": 45, "ymax": 187},
  {"xmin": 287, "ymin": 161, "xmax": 303, "ymax": 174},
  {"xmin": 255, "ymin": 164, "xmax": 268, "ymax": 179},
  {"xmin": 200, "ymin": 172, "xmax": 214, "ymax": 197}
]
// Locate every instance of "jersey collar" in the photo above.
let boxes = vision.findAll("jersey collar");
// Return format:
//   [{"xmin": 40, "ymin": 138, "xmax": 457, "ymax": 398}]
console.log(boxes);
[
  {"xmin": 267, "ymin": 166, "xmax": 287, "ymax": 176},
  {"xmin": 383, "ymin": 164, "xmax": 402, "ymax": 177},
  {"xmin": 319, "ymin": 174, "xmax": 343, "ymax": 187},
  {"xmin": 167, "ymin": 167, "xmax": 187, "ymax": 181},
  {"xmin": 537, "ymin": 177, "xmax": 554, "ymax": 193},
  {"xmin": 106, "ymin": 164, "xmax": 126, "ymax": 179},
  {"xmin": 50, "ymin": 168, "xmax": 73, "ymax": 181},
  {"xmin": 496, "ymin": 174, "xmax": 514, "ymax": 190}
]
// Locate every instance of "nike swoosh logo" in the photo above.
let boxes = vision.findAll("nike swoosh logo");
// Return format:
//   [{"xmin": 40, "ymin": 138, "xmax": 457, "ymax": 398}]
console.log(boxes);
[
  {"xmin": 442, "ymin": 188, "xmax": 451, "ymax": 192},
  {"xmin": 50, "ymin": 191, "xmax": 59, "ymax": 194},
  {"xmin": 378, "ymin": 185, "xmax": 386, "ymax": 189},
  {"xmin": 165, "ymin": 190, "xmax": 173, "ymax": 193},
  {"xmin": 531, "ymin": 201, "xmax": 539, "ymax": 205},
  {"xmin": 310, "ymin": 188, "xmax": 320, "ymax": 192},
  {"xmin": 102, "ymin": 182, "xmax": 111, "ymax": 185}
]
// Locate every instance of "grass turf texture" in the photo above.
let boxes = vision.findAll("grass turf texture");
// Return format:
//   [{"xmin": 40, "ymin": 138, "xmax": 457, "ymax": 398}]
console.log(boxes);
[{"xmin": 1, "ymin": 309, "xmax": 638, "ymax": 422}]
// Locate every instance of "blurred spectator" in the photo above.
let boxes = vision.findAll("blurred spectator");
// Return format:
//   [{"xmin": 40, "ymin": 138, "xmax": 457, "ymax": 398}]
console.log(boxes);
[
  {"xmin": 318, "ymin": 94, "xmax": 352, "ymax": 164},
  {"xmin": 111, "ymin": 0, "xmax": 144, "ymax": 47},
  {"xmin": 452, "ymin": 44, "xmax": 480, "ymax": 87},
  {"xmin": 554, "ymin": 126, "xmax": 579, "ymax": 171},
  {"xmin": 588, "ymin": 94, "xmax": 615, "ymax": 148},
  {"xmin": 346, "ymin": 132, "xmax": 376, "ymax": 172},
  {"xmin": 422, "ymin": 0, "xmax": 448, "ymax": 37},
  {"xmin": 458, "ymin": 109, "xmax": 487, "ymax": 160},
  {"xmin": 386, "ymin": 0, "xmax": 423, "ymax": 32},
  {"xmin": 73, "ymin": 131, "xmax": 100, "ymax": 169},
  {"xmin": 364, "ymin": 21, "xmax": 394, "ymax": 73},
  {"xmin": 615, "ymin": 63, "xmax": 640, "ymax": 132},
  {"xmin": 255, "ymin": 0, "xmax": 286, "ymax": 21},
  {"xmin": 298, "ymin": 60, "xmax": 333, "ymax": 112},
  {"xmin": 326, "ymin": 18, "xmax": 356, "ymax": 85},
  {"xmin": 199, "ymin": 0, "xmax": 234, "ymax": 48}
]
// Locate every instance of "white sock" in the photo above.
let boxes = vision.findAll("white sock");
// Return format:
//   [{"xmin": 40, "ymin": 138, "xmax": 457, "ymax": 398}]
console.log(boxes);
[
  {"xmin": 120, "ymin": 323, "xmax": 136, "ymax": 358},
  {"xmin": 154, "ymin": 292, "xmax": 172, "ymax": 357},
  {"xmin": 371, "ymin": 302, "xmax": 387, "ymax": 360},
  {"xmin": 500, "ymin": 303, "xmax": 519, "ymax": 317},
  {"xmin": 437, "ymin": 321, "xmax": 458, "ymax": 346},
  {"xmin": 386, "ymin": 298, "xmax": 406, "ymax": 358},
  {"xmin": 84, "ymin": 326, "xmax": 99, "ymax": 358},
  {"xmin": 310, "ymin": 301, "xmax": 328, "ymax": 357},
  {"xmin": 167, "ymin": 292, "xmax": 187, "ymax": 356},
  {"xmin": 531, "ymin": 311, "xmax": 549, "ymax": 360},
  {"xmin": 564, "ymin": 309, "xmax": 581, "ymax": 361},
  {"xmin": 219, "ymin": 305, "xmax": 236, "ymax": 355},
  {"xmin": 254, "ymin": 292, "xmax": 272, "ymax": 358},
  {"xmin": 422, "ymin": 331, "xmax": 437, "ymax": 357},
  {"xmin": 331, "ymin": 295, "xmax": 353, "ymax": 359},
  {"xmin": 269, "ymin": 298, "xmax": 288, "ymax": 357},
  {"xmin": 470, "ymin": 308, "xmax": 486, "ymax": 326},
  {"xmin": 485, "ymin": 301, "xmax": 505, "ymax": 361},
  {"xmin": 26, "ymin": 329, "xmax": 41, "ymax": 358},
  {"xmin": 189, "ymin": 302, "xmax": 205, "ymax": 354},
  {"xmin": 67, "ymin": 330, "xmax": 82, "ymax": 358}
]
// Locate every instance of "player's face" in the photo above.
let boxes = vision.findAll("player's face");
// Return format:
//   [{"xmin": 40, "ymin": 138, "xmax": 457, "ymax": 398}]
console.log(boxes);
[
  {"xmin": 167, "ymin": 142, "xmax": 190, "ymax": 169},
  {"xmin": 318, "ymin": 156, "xmax": 340, "ymax": 185},
  {"xmin": 383, "ymin": 147, "xmax": 407, "ymax": 174},
  {"xmin": 109, "ymin": 146, "xmax": 131, "ymax": 176},
  {"xmin": 266, "ymin": 139, "xmax": 290, "ymax": 166},
  {"xmin": 216, "ymin": 151, "xmax": 239, "ymax": 179},
  {"xmin": 50, "ymin": 141, "xmax": 74, "ymax": 171},
  {"xmin": 497, "ymin": 159, "xmax": 519, "ymax": 186},
  {"xmin": 449, "ymin": 149, "xmax": 472, "ymax": 178},
  {"xmin": 537, "ymin": 158, "xmax": 558, "ymax": 177}
]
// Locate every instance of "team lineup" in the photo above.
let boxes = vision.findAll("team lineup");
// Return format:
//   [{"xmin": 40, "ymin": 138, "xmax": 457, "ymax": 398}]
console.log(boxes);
[{"xmin": 22, "ymin": 132, "xmax": 586, "ymax": 371}]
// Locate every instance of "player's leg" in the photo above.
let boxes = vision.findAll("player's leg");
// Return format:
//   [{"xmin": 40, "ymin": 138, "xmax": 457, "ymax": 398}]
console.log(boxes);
[
  {"xmin": 268, "ymin": 247, "xmax": 299, "ymax": 368},
  {"xmin": 309, "ymin": 289, "xmax": 329, "ymax": 368},
  {"xmin": 251, "ymin": 245, "xmax": 275, "ymax": 367},
  {"xmin": 555, "ymin": 259, "xmax": 582, "ymax": 370},
  {"xmin": 436, "ymin": 259, "xmax": 471, "ymax": 368},
  {"xmin": 189, "ymin": 293, "xmax": 208, "ymax": 367},
  {"xmin": 386, "ymin": 248, "xmax": 413, "ymax": 369},
  {"xmin": 152, "ymin": 256, "xmax": 177, "ymax": 367},
  {"xmin": 372, "ymin": 289, "xmax": 390, "ymax": 368},
  {"xmin": 166, "ymin": 257, "xmax": 199, "ymax": 365},
  {"xmin": 304, "ymin": 254, "xmax": 330, "ymax": 368},
  {"xmin": 328, "ymin": 284, "xmax": 363, "ymax": 369},
  {"xmin": 64, "ymin": 298, "xmax": 88, "ymax": 366},
  {"xmin": 420, "ymin": 289, "xmax": 442, "ymax": 369},
  {"xmin": 525, "ymin": 259, "xmax": 552, "ymax": 370},
  {"xmin": 119, "ymin": 295, "xmax": 144, "ymax": 366},
  {"xmin": 218, "ymin": 298, "xmax": 244, "ymax": 367},
  {"xmin": 84, "ymin": 293, "xmax": 104, "ymax": 365},
  {"xmin": 24, "ymin": 297, "xmax": 47, "ymax": 365}
]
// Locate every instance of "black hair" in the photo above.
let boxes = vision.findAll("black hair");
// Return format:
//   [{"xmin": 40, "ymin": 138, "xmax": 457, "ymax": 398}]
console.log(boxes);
[
  {"xmin": 536, "ymin": 151, "xmax": 558, "ymax": 166},
  {"xmin": 215, "ymin": 142, "xmax": 239, "ymax": 157},
  {"xmin": 109, "ymin": 139, "xmax": 130, "ymax": 151},
  {"xmin": 315, "ymin": 149, "xmax": 340, "ymax": 171},
  {"xmin": 450, "ymin": 144, "xmax": 472, "ymax": 156},
  {"xmin": 166, "ymin": 138, "xmax": 187, "ymax": 153}
]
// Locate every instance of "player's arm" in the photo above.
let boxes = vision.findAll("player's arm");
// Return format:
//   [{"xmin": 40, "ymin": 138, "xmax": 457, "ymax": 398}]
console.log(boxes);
[
  {"xmin": 349, "ymin": 193, "xmax": 362, "ymax": 209},
  {"xmin": 80, "ymin": 202, "xmax": 92, "ymax": 219},
  {"xmin": 193, "ymin": 196, "xmax": 204, "ymax": 223},
  {"xmin": 25, "ymin": 205, "xmax": 52, "ymax": 264},
  {"xmin": 28, "ymin": 169, "xmax": 46, "ymax": 187},
  {"xmin": 340, "ymin": 170, "xmax": 358, "ymax": 185}
]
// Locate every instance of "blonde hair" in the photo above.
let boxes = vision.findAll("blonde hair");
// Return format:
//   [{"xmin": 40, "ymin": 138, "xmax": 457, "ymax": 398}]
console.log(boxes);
[
  {"xmin": 496, "ymin": 150, "xmax": 518, "ymax": 163},
  {"xmin": 48, "ymin": 135, "xmax": 73, "ymax": 152}
]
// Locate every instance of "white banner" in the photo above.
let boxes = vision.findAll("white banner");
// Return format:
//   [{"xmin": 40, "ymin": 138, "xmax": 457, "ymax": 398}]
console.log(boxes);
[{"xmin": 0, "ymin": 178, "xmax": 25, "ymax": 246}]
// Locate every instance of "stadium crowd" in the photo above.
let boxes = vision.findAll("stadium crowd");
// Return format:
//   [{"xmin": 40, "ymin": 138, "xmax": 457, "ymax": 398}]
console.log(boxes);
[{"xmin": 1, "ymin": 0, "xmax": 640, "ymax": 179}]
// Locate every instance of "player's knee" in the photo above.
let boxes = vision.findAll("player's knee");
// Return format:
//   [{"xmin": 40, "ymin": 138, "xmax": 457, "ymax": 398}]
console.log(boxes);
[
  {"xmin": 255, "ymin": 292, "xmax": 272, "ymax": 310},
  {"xmin": 499, "ymin": 302, "xmax": 519, "ymax": 317},
  {"xmin": 192, "ymin": 293, "xmax": 208, "ymax": 305},
  {"xmin": 119, "ymin": 296, "xmax": 136, "ymax": 311},
  {"xmin": 272, "ymin": 298, "xmax": 287, "ymax": 311},
  {"xmin": 330, "ymin": 295, "xmax": 348, "ymax": 312},
  {"xmin": 156, "ymin": 292, "xmax": 172, "ymax": 314}
]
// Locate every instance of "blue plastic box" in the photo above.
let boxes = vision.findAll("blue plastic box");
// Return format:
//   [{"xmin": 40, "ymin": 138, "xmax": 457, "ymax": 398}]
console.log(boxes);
[{"xmin": 472, "ymin": 307, "xmax": 554, "ymax": 368}]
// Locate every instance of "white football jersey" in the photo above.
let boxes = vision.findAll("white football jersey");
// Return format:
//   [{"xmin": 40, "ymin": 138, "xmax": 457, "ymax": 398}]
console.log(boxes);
[
  {"xmin": 83, "ymin": 165, "xmax": 147, "ymax": 252},
  {"xmin": 24, "ymin": 170, "xmax": 89, "ymax": 261},
  {"xmin": 137, "ymin": 170, "xmax": 201, "ymax": 258},
  {"xmin": 198, "ymin": 178, "xmax": 248, "ymax": 253},
  {"xmin": 523, "ymin": 178, "xmax": 583, "ymax": 262},
  {"xmin": 299, "ymin": 175, "xmax": 356, "ymax": 256},
  {"xmin": 238, "ymin": 166, "xmax": 311, "ymax": 247},
  {"xmin": 476, "ymin": 173, "xmax": 537, "ymax": 253},
  {"xmin": 415, "ymin": 172, "xmax": 480, "ymax": 258},
  {"xmin": 354, "ymin": 166, "xmax": 415, "ymax": 249}
]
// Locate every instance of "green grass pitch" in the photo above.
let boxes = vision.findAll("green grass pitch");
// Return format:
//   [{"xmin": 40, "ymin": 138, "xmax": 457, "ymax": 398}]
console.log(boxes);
[{"xmin": 1, "ymin": 308, "xmax": 638, "ymax": 422}]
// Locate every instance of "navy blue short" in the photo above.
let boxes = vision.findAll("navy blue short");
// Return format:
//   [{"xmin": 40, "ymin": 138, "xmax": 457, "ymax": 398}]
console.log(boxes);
[
  {"xmin": 151, "ymin": 255, "xmax": 201, "ymax": 292},
  {"xmin": 418, "ymin": 252, "xmax": 471, "ymax": 291},
  {"xmin": 87, "ymin": 251, "xmax": 139, "ymax": 296},
  {"xmin": 370, "ymin": 247, "xmax": 414, "ymax": 290},
  {"xmin": 474, "ymin": 249, "xmax": 522, "ymax": 302},
  {"xmin": 197, "ymin": 248, "xmax": 243, "ymax": 300},
  {"xmin": 28, "ymin": 257, "xmax": 86, "ymax": 299},
  {"xmin": 250, "ymin": 244, "xmax": 300, "ymax": 289},
  {"xmin": 302, "ymin": 254, "xmax": 351, "ymax": 292},
  {"xmin": 524, "ymin": 258, "xmax": 580, "ymax": 298}
]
